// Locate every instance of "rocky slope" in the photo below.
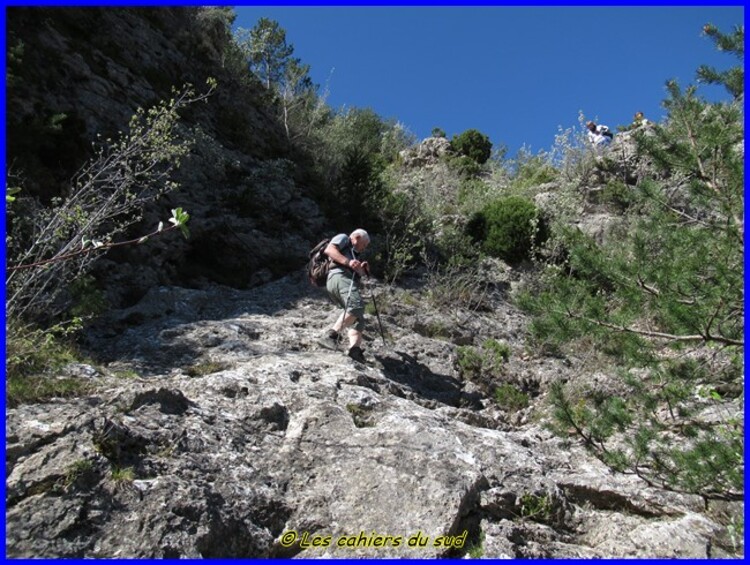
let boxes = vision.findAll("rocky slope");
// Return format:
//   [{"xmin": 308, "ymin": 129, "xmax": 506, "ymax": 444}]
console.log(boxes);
[
  {"xmin": 5, "ymin": 7, "xmax": 743, "ymax": 559},
  {"xmin": 5, "ymin": 272, "xmax": 740, "ymax": 558}
]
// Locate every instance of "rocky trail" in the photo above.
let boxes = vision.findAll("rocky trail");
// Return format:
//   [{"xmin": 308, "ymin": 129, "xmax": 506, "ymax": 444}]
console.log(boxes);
[{"xmin": 5, "ymin": 272, "xmax": 735, "ymax": 558}]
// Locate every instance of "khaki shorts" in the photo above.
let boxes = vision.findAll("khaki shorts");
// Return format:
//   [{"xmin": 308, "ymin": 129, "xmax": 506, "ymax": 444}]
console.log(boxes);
[{"xmin": 327, "ymin": 272, "xmax": 366, "ymax": 331}]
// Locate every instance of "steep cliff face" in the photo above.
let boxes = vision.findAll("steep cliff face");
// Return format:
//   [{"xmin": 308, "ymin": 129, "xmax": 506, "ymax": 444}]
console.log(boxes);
[
  {"xmin": 6, "ymin": 7, "xmax": 326, "ymax": 307},
  {"xmin": 5, "ymin": 9, "xmax": 743, "ymax": 559},
  {"xmin": 6, "ymin": 274, "xmax": 739, "ymax": 558}
]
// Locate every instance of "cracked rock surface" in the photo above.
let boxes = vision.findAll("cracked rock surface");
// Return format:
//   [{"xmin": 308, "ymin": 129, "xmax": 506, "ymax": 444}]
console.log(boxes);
[{"xmin": 5, "ymin": 273, "xmax": 739, "ymax": 558}]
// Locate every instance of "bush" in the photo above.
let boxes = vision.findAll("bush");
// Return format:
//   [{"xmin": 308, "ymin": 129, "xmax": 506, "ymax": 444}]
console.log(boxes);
[
  {"xmin": 456, "ymin": 346, "xmax": 484, "ymax": 379},
  {"xmin": 483, "ymin": 338, "xmax": 511, "ymax": 364},
  {"xmin": 456, "ymin": 339, "xmax": 512, "ymax": 395},
  {"xmin": 601, "ymin": 180, "xmax": 636, "ymax": 211},
  {"xmin": 425, "ymin": 262, "xmax": 492, "ymax": 312},
  {"xmin": 432, "ymin": 224, "xmax": 481, "ymax": 267},
  {"xmin": 451, "ymin": 128, "xmax": 492, "ymax": 164},
  {"xmin": 444, "ymin": 153, "xmax": 484, "ymax": 179},
  {"xmin": 510, "ymin": 149, "xmax": 558, "ymax": 191},
  {"xmin": 494, "ymin": 383, "xmax": 529, "ymax": 412},
  {"xmin": 5, "ymin": 317, "xmax": 98, "ymax": 407},
  {"xmin": 6, "ymin": 318, "xmax": 81, "ymax": 381},
  {"xmin": 457, "ymin": 178, "xmax": 490, "ymax": 209},
  {"xmin": 374, "ymin": 189, "xmax": 430, "ymax": 284},
  {"xmin": 467, "ymin": 196, "xmax": 545, "ymax": 265}
]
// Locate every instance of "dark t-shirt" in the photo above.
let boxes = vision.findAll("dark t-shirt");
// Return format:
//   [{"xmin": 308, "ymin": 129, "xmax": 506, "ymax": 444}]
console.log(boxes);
[{"xmin": 327, "ymin": 233, "xmax": 357, "ymax": 277}]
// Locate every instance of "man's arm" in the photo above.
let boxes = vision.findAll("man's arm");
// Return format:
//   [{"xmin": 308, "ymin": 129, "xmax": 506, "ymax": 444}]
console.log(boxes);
[
  {"xmin": 324, "ymin": 242, "xmax": 351, "ymax": 268},
  {"xmin": 324, "ymin": 242, "xmax": 367, "ymax": 274}
]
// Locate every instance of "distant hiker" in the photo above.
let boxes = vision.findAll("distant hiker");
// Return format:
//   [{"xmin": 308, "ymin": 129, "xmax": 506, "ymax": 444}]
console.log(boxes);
[
  {"xmin": 586, "ymin": 121, "xmax": 613, "ymax": 147},
  {"xmin": 317, "ymin": 229, "xmax": 371, "ymax": 363},
  {"xmin": 632, "ymin": 111, "xmax": 649, "ymax": 127}
]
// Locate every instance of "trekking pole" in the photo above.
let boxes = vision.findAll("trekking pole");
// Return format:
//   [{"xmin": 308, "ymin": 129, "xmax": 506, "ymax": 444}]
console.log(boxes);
[
  {"xmin": 362, "ymin": 266, "xmax": 386, "ymax": 345},
  {"xmin": 335, "ymin": 274, "xmax": 356, "ymax": 352},
  {"xmin": 370, "ymin": 289, "xmax": 387, "ymax": 345}
]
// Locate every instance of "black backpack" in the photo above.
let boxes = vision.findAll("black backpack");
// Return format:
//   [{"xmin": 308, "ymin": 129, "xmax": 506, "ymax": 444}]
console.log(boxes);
[{"xmin": 307, "ymin": 238, "xmax": 332, "ymax": 287}]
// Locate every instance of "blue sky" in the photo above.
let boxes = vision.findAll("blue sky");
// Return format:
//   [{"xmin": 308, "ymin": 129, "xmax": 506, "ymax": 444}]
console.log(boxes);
[{"xmin": 233, "ymin": 5, "xmax": 744, "ymax": 158}]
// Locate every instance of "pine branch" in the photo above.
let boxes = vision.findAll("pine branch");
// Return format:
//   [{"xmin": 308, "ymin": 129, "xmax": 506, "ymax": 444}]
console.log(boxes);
[{"xmin": 564, "ymin": 310, "xmax": 743, "ymax": 347}]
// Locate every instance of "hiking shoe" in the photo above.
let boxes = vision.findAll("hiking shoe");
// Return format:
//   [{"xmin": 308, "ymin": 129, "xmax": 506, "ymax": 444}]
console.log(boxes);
[
  {"xmin": 317, "ymin": 330, "xmax": 340, "ymax": 350},
  {"xmin": 347, "ymin": 346, "xmax": 366, "ymax": 363}
]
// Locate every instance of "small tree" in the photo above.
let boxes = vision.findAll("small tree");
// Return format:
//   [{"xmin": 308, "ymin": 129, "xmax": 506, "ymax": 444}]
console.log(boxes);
[
  {"xmin": 312, "ymin": 107, "xmax": 390, "ymax": 224},
  {"xmin": 278, "ymin": 57, "xmax": 317, "ymax": 141},
  {"xmin": 236, "ymin": 18, "xmax": 294, "ymax": 90}
]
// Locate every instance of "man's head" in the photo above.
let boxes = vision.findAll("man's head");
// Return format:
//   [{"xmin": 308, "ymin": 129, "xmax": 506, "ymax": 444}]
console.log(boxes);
[
  {"xmin": 586, "ymin": 121, "xmax": 596, "ymax": 132},
  {"xmin": 350, "ymin": 229, "xmax": 370, "ymax": 252}
]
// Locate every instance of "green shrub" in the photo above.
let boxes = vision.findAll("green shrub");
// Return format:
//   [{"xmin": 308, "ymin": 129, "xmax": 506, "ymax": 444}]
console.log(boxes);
[
  {"xmin": 494, "ymin": 383, "xmax": 529, "ymax": 412},
  {"xmin": 432, "ymin": 224, "xmax": 481, "ymax": 266},
  {"xmin": 467, "ymin": 196, "xmax": 545, "ymax": 265},
  {"xmin": 68, "ymin": 275, "xmax": 108, "ymax": 319},
  {"xmin": 7, "ymin": 375, "xmax": 97, "ymax": 408},
  {"xmin": 466, "ymin": 532, "xmax": 485, "ymax": 558},
  {"xmin": 63, "ymin": 459, "xmax": 95, "ymax": 489},
  {"xmin": 457, "ymin": 178, "xmax": 490, "ymax": 209},
  {"xmin": 445, "ymin": 153, "xmax": 483, "ymax": 179},
  {"xmin": 483, "ymin": 338, "xmax": 511, "ymax": 364},
  {"xmin": 6, "ymin": 318, "xmax": 82, "ymax": 380},
  {"xmin": 451, "ymin": 129, "xmax": 492, "ymax": 164},
  {"xmin": 6, "ymin": 318, "xmax": 98, "ymax": 407},
  {"xmin": 601, "ymin": 180, "xmax": 636, "ymax": 210},
  {"xmin": 418, "ymin": 320, "xmax": 451, "ymax": 340},
  {"xmin": 456, "ymin": 340, "xmax": 512, "ymax": 388},
  {"xmin": 518, "ymin": 492, "xmax": 553, "ymax": 522},
  {"xmin": 375, "ymin": 189, "xmax": 429, "ymax": 283},
  {"xmin": 510, "ymin": 150, "xmax": 558, "ymax": 190},
  {"xmin": 111, "ymin": 466, "xmax": 135, "ymax": 485},
  {"xmin": 457, "ymin": 346, "xmax": 484, "ymax": 379}
]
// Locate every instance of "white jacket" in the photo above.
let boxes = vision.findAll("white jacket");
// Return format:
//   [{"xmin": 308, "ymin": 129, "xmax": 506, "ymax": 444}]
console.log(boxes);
[{"xmin": 588, "ymin": 124, "xmax": 612, "ymax": 146}]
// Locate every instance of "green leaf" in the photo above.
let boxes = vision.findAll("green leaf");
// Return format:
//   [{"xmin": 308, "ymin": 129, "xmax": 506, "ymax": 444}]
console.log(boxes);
[{"xmin": 6, "ymin": 186, "xmax": 21, "ymax": 203}]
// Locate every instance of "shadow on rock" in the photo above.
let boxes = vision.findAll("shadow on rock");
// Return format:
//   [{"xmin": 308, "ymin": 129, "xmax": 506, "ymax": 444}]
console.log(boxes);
[{"xmin": 375, "ymin": 351, "xmax": 481, "ymax": 409}]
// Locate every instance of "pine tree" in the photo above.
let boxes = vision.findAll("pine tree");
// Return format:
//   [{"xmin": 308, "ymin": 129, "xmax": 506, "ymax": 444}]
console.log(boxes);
[
  {"xmin": 696, "ymin": 23, "xmax": 744, "ymax": 99},
  {"xmin": 236, "ymin": 18, "xmax": 294, "ymax": 90},
  {"xmin": 521, "ymin": 25, "xmax": 744, "ymax": 500}
]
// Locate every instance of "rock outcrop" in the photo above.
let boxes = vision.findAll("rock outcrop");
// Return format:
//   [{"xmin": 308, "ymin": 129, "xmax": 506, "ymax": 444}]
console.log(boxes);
[
  {"xmin": 6, "ymin": 7, "xmax": 326, "ymax": 308},
  {"xmin": 5, "ymin": 274, "xmax": 740, "ymax": 558},
  {"xmin": 399, "ymin": 136, "xmax": 452, "ymax": 168}
]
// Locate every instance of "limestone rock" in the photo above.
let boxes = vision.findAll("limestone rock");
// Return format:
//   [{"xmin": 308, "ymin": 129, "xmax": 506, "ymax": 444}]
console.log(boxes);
[
  {"xmin": 399, "ymin": 136, "xmax": 452, "ymax": 167},
  {"xmin": 6, "ymin": 275, "xmax": 740, "ymax": 558}
]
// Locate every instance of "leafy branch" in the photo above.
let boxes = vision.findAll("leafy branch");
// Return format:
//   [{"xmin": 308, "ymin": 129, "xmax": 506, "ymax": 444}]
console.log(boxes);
[
  {"xmin": 7, "ymin": 208, "xmax": 190, "ymax": 273},
  {"xmin": 6, "ymin": 80, "xmax": 214, "ymax": 322}
]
